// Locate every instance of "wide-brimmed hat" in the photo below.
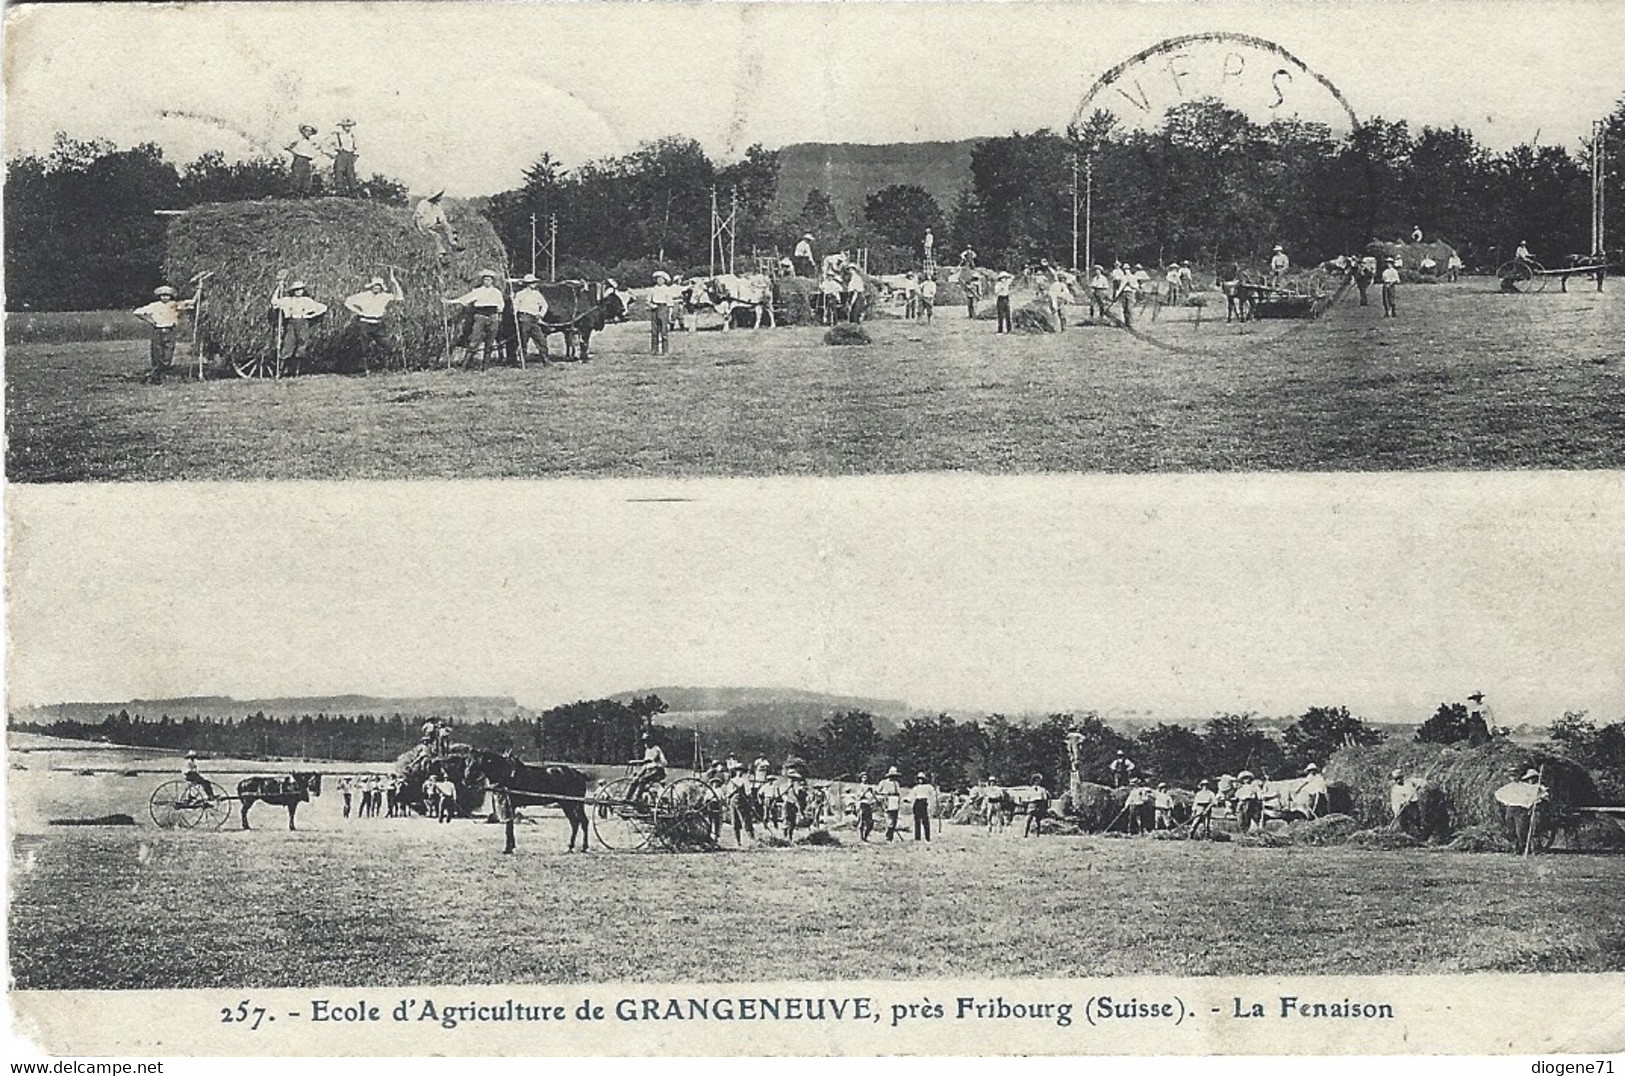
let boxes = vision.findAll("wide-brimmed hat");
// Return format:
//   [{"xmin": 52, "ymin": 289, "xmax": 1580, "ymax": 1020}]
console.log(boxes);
[
  {"xmin": 1198, "ymin": 778, "xmax": 1212, "ymax": 788},
  {"xmin": 154, "ymin": 285, "xmax": 176, "ymax": 297},
  {"xmin": 1237, "ymin": 770, "xmax": 1254, "ymax": 780},
  {"xmin": 1390, "ymin": 769, "xmax": 1404, "ymax": 779},
  {"xmin": 1273, "ymin": 244, "xmax": 1284, "ymax": 251},
  {"xmin": 477, "ymin": 268, "xmax": 498, "ymax": 279},
  {"xmin": 428, "ymin": 189, "xmax": 445, "ymax": 201},
  {"xmin": 1522, "ymin": 768, "xmax": 1540, "ymax": 780},
  {"xmin": 338, "ymin": 118, "xmax": 356, "ymax": 127},
  {"xmin": 916, "ymin": 772, "xmax": 928, "ymax": 781},
  {"xmin": 1468, "ymin": 692, "xmax": 1485, "ymax": 703},
  {"xmin": 886, "ymin": 766, "xmax": 901, "ymax": 777},
  {"xmin": 1303, "ymin": 763, "xmax": 1319, "ymax": 773},
  {"xmin": 368, "ymin": 276, "xmax": 385, "ymax": 287},
  {"xmin": 299, "ymin": 124, "xmax": 317, "ymax": 136},
  {"xmin": 520, "ymin": 273, "xmax": 538, "ymax": 284},
  {"xmin": 289, "ymin": 280, "xmax": 308, "ymax": 291},
  {"xmin": 186, "ymin": 750, "xmax": 197, "ymax": 758},
  {"xmin": 802, "ymin": 233, "xmax": 813, "ymax": 240},
  {"xmin": 652, "ymin": 270, "xmax": 671, "ymax": 282}
]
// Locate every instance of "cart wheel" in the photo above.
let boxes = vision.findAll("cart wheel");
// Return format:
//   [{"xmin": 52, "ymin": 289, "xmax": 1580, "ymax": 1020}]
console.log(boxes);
[
  {"xmin": 233, "ymin": 354, "xmax": 279, "ymax": 379},
  {"xmin": 1496, "ymin": 260, "xmax": 1535, "ymax": 293},
  {"xmin": 1304, "ymin": 268, "xmax": 1331, "ymax": 296},
  {"xmin": 150, "ymin": 779, "xmax": 215, "ymax": 829},
  {"xmin": 654, "ymin": 778, "xmax": 723, "ymax": 850},
  {"xmin": 201, "ymin": 787, "xmax": 235, "ymax": 830},
  {"xmin": 590, "ymin": 777, "xmax": 652, "ymax": 851}
]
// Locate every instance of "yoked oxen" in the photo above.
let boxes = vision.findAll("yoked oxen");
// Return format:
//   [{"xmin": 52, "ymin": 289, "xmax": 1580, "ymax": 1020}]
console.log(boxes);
[
  {"xmin": 462, "ymin": 750, "xmax": 592, "ymax": 854},
  {"xmin": 238, "ymin": 772, "xmax": 322, "ymax": 831},
  {"xmin": 705, "ymin": 273, "xmax": 777, "ymax": 329},
  {"xmin": 504, "ymin": 280, "xmax": 627, "ymax": 363}
]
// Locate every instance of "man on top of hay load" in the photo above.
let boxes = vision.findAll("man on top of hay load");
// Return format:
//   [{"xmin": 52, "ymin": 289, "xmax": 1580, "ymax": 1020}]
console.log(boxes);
[
  {"xmin": 269, "ymin": 274, "xmax": 329, "ymax": 375},
  {"xmin": 285, "ymin": 125, "xmax": 322, "ymax": 197},
  {"xmin": 444, "ymin": 269, "xmax": 505, "ymax": 369},
  {"xmin": 510, "ymin": 274, "xmax": 552, "ymax": 366},
  {"xmin": 1269, "ymin": 244, "xmax": 1291, "ymax": 287},
  {"xmin": 414, "ymin": 191, "xmax": 462, "ymax": 258},
  {"xmin": 344, "ymin": 270, "xmax": 405, "ymax": 372},
  {"xmin": 329, "ymin": 118, "xmax": 359, "ymax": 196},
  {"xmin": 132, "ymin": 284, "xmax": 198, "ymax": 384},
  {"xmin": 793, "ymin": 234, "xmax": 816, "ymax": 278}
]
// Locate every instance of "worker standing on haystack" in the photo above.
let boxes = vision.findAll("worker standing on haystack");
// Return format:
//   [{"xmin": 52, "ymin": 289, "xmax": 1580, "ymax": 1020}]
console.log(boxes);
[
  {"xmin": 132, "ymin": 284, "xmax": 197, "ymax": 384},
  {"xmin": 285, "ymin": 125, "xmax": 322, "ymax": 197},
  {"xmin": 510, "ymin": 274, "xmax": 552, "ymax": 366},
  {"xmin": 269, "ymin": 274, "xmax": 328, "ymax": 375},
  {"xmin": 1467, "ymin": 691, "xmax": 1495, "ymax": 744},
  {"xmin": 1109, "ymin": 750, "xmax": 1136, "ymax": 787},
  {"xmin": 923, "ymin": 228, "xmax": 935, "ymax": 266},
  {"xmin": 329, "ymin": 119, "xmax": 359, "ymax": 196},
  {"xmin": 444, "ymin": 269, "xmax": 505, "ymax": 369},
  {"xmin": 414, "ymin": 191, "xmax": 461, "ymax": 258},
  {"xmin": 1380, "ymin": 257, "xmax": 1401, "ymax": 318},
  {"xmin": 344, "ymin": 270, "xmax": 404, "ymax": 373},
  {"xmin": 1411, "ymin": 225, "xmax": 1424, "ymax": 244},
  {"xmin": 1494, "ymin": 768, "xmax": 1549, "ymax": 851}
]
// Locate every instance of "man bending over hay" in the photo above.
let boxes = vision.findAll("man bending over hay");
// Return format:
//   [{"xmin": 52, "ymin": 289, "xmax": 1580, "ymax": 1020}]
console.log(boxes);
[{"xmin": 343, "ymin": 271, "xmax": 404, "ymax": 372}]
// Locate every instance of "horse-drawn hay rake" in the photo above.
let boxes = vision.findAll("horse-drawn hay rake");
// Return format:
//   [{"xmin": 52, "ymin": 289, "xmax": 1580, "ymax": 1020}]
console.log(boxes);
[
  {"xmin": 1495, "ymin": 256, "xmax": 1612, "ymax": 293},
  {"xmin": 149, "ymin": 779, "xmax": 235, "ymax": 830},
  {"xmin": 578, "ymin": 774, "xmax": 724, "ymax": 851}
]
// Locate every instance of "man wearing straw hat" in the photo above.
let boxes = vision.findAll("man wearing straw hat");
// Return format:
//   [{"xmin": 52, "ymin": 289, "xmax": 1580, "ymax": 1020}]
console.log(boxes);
[
  {"xmin": 992, "ymin": 271, "xmax": 1014, "ymax": 333},
  {"xmin": 1268, "ymin": 244, "xmax": 1290, "ymax": 287},
  {"xmin": 269, "ymin": 273, "xmax": 328, "ymax": 375},
  {"xmin": 875, "ymin": 766, "xmax": 904, "ymax": 841},
  {"xmin": 647, "ymin": 270, "xmax": 678, "ymax": 355},
  {"xmin": 132, "ymin": 283, "xmax": 197, "ymax": 384},
  {"xmin": 329, "ymin": 118, "xmax": 359, "ymax": 196},
  {"xmin": 1380, "ymin": 257, "xmax": 1401, "ymax": 318},
  {"xmin": 285, "ymin": 124, "xmax": 322, "ymax": 197},
  {"xmin": 414, "ymin": 190, "xmax": 461, "ymax": 258},
  {"xmin": 793, "ymin": 233, "xmax": 816, "ymax": 278},
  {"xmin": 344, "ymin": 269, "xmax": 404, "ymax": 373},
  {"xmin": 910, "ymin": 772, "xmax": 937, "ymax": 842},
  {"xmin": 444, "ymin": 269, "xmax": 505, "ymax": 369},
  {"xmin": 510, "ymin": 273, "xmax": 552, "ymax": 366},
  {"xmin": 1494, "ymin": 768, "xmax": 1549, "ymax": 851}
]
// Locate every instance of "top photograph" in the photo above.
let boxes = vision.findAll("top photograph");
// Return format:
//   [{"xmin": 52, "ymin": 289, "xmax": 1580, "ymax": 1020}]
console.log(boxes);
[{"xmin": 4, "ymin": 1, "xmax": 1623, "ymax": 482}]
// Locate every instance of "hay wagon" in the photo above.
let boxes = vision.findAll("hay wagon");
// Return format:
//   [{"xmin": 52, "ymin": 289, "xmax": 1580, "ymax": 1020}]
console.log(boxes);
[{"xmin": 1246, "ymin": 270, "xmax": 1336, "ymax": 320}]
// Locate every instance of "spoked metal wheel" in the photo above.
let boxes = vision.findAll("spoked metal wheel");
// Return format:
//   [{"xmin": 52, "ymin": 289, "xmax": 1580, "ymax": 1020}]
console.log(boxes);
[
  {"xmin": 233, "ymin": 354, "xmax": 280, "ymax": 379},
  {"xmin": 150, "ymin": 780, "xmax": 232, "ymax": 830},
  {"xmin": 590, "ymin": 777, "xmax": 653, "ymax": 851},
  {"xmin": 654, "ymin": 778, "xmax": 724, "ymax": 850},
  {"xmin": 1496, "ymin": 260, "xmax": 1538, "ymax": 293}
]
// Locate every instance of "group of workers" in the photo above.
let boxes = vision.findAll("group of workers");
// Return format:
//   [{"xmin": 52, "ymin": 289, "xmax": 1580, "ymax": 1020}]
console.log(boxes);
[{"xmin": 283, "ymin": 118, "xmax": 362, "ymax": 198}]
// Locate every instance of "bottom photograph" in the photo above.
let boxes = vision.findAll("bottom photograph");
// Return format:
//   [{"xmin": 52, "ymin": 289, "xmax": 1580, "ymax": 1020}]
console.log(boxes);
[{"xmin": 6, "ymin": 476, "xmax": 1624, "ymax": 1055}]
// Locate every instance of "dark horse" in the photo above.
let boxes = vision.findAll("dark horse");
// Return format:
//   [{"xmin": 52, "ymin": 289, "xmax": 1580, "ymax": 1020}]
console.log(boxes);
[
  {"xmin": 463, "ymin": 751, "xmax": 591, "ymax": 854},
  {"xmin": 238, "ymin": 772, "xmax": 322, "ymax": 831}
]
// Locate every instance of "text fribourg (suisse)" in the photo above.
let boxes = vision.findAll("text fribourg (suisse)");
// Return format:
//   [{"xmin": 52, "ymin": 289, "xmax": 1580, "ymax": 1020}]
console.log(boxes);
[{"xmin": 217, "ymin": 991, "xmax": 1396, "ymax": 1035}]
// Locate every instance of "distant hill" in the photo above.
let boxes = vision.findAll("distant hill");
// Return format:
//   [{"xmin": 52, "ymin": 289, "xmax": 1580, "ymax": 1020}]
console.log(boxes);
[
  {"xmin": 12, "ymin": 695, "xmax": 525, "ymax": 723},
  {"xmin": 772, "ymin": 140, "xmax": 980, "ymax": 230},
  {"xmin": 611, "ymin": 686, "xmax": 911, "ymax": 740}
]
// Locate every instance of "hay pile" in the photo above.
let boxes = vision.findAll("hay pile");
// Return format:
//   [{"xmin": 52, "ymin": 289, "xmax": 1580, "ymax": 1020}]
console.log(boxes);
[
  {"xmin": 1323, "ymin": 738, "xmax": 1596, "ymax": 837},
  {"xmin": 823, "ymin": 324, "xmax": 872, "ymax": 346},
  {"xmin": 1444, "ymin": 824, "xmax": 1515, "ymax": 853},
  {"xmin": 1345, "ymin": 828, "xmax": 1419, "ymax": 850},
  {"xmin": 1285, "ymin": 813, "xmax": 1360, "ymax": 846},
  {"xmin": 774, "ymin": 276, "xmax": 819, "ymax": 326},
  {"xmin": 393, "ymin": 742, "xmax": 486, "ymax": 815},
  {"xmin": 1068, "ymin": 781, "xmax": 1119, "ymax": 831},
  {"xmin": 1365, "ymin": 239, "xmax": 1459, "ymax": 282},
  {"xmin": 165, "ymin": 197, "xmax": 508, "ymax": 374}
]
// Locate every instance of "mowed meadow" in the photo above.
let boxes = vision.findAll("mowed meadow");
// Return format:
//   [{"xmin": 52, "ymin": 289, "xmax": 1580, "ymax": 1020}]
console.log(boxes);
[
  {"xmin": 10, "ymin": 738, "xmax": 1625, "ymax": 989},
  {"xmin": 6, "ymin": 279, "xmax": 1624, "ymax": 481}
]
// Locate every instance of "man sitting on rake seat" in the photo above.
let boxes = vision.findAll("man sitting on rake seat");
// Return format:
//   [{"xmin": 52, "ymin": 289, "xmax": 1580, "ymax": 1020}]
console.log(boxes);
[
  {"xmin": 628, "ymin": 733, "xmax": 667, "ymax": 805},
  {"xmin": 182, "ymin": 750, "xmax": 216, "ymax": 798}
]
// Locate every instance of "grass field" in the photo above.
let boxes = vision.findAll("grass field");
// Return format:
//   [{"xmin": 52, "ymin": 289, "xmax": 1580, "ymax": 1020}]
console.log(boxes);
[
  {"xmin": 7, "ymin": 281, "xmax": 1623, "ymax": 481},
  {"xmin": 10, "ymin": 739, "xmax": 1624, "ymax": 989}
]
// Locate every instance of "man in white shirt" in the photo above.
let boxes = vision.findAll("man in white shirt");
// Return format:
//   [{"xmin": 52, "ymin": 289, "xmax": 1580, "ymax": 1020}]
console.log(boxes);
[
  {"xmin": 1189, "ymin": 779, "xmax": 1217, "ymax": 839},
  {"xmin": 722, "ymin": 760, "xmax": 755, "ymax": 845},
  {"xmin": 1046, "ymin": 274, "xmax": 1071, "ymax": 329},
  {"xmin": 993, "ymin": 271, "xmax": 1014, "ymax": 333},
  {"xmin": 344, "ymin": 270, "xmax": 404, "ymax": 372},
  {"xmin": 918, "ymin": 275, "xmax": 937, "ymax": 323},
  {"xmin": 875, "ymin": 767, "xmax": 904, "ymax": 841},
  {"xmin": 510, "ymin": 274, "xmax": 551, "ymax": 365},
  {"xmin": 923, "ymin": 228, "xmax": 935, "ymax": 264},
  {"xmin": 647, "ymin": 270, "xmax": 678, "ymax": 355},
  {"xmin": 1445, "ymin": 253, "xmax": 1463, "ymax": 283},
  {"xmin": 1110, "ymin": 262, "xmax": 1136, "ymax": 327},
  {"xmin": 269, "ymin": 274, "xmax": 328, "ymax": 374},
  {"xmin": 1269, "ymin": 245, "xmax": 1290, "ymax": 287},
  {"xmin": 329, "ymin": 119, "xmax": 359, "ymax": 195},
  {"xmin": 1515, "ymin": 240, "xmax": 1532, "ymax": 263},
  {"xmin": 1109, "ymin": 750, "xmax": 1137, "ymax": 787},
  {"xmin": 1380, "ymin": 257, "xmax": 1401, "ymax": 317},
  {"xmin": 793, "ymin": 234, "xmax": 816, "ymax": 278},
  {"xmin": 843, "ymin": 265, "xmax": 867, "ymax": 323},
  {"xmin": 1088, "ymin": 265, "xmax": 1111, "ymax": 321},
  {"xmin": 285, "ymin": 125, "xmax": 321, "ymax": 197},
  {"xmin": 444, "ymin": 269, "xmax": 506, "ymax": 368},
  {"xmin": 133, "ymin": 284, "xmax": 197, "ymax": 384},
  {"xmin": 910, "ymin": 773, "xmax": 936, "ymax": 842},
  {"xmin": 628, "ymin": 733, "xmax": 668, "ymax": 805},
  {"xmin": 414, "ymin": 191, "xmax": 460, "ymax": 257}
]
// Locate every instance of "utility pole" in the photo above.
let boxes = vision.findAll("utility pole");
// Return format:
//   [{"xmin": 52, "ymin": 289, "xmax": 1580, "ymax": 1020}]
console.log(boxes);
[
  {"xmin": 730, "ymin": 187, "xmax": 739, "ymax": 277},
  {"xmin": 1084, "ymin": 156, "xmax": 1094, "ymax": 273},
  {"xmin": 1593, "ymin": 118, "xmax": 1607, "ymax": 257},
  {"xmin": 1071, "ymin": 153, "xmax": 1079, "ymax": 272},
  {"xmin": 548, "ymin": 214, "xmax": 558, "ymax": 282},
  {"xmin": 530, "ymin": 214, "xmax": 538, "ymax": 278}
]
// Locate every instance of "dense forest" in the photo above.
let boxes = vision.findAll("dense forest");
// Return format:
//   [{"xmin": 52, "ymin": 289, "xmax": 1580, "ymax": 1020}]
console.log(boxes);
[{"xmin": 8, "ymin": 94, "xmax": 1620, "ymax": 310}]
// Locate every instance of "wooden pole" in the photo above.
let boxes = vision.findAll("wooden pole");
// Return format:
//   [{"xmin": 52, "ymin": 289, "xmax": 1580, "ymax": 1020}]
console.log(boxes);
[
  {"xmin": 1071, "ymin": 153, "xmax": 1079, "ymax": 272},
  {"xmin": 1084, "ymin": 157, "xmax": 1093, "ymax": 274},
  {"xmin": 530, "ymin": 214, "xmax": 538, "ymax": 278},
  {"xmin": 1523, "ymin": 763, "xmax": 1546, "ymax": 858},
  {"xmin": 549, "ymin": 215, "xmax": 558, "ymax": 282}
]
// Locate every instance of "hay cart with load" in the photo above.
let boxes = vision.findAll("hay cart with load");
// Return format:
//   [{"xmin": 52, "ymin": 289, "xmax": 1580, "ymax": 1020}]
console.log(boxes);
[{"xmin": 1244, "ymin": 269, "xmax": 1337, "ymax": 320}]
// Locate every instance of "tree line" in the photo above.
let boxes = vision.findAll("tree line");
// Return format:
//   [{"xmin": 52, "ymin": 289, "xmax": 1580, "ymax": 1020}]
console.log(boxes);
[{"xmin": 9, "ymin": 94, "xmax": 1618, "ymax": 310}]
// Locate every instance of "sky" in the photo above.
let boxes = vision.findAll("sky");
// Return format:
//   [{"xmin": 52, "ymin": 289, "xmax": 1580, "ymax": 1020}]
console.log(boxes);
[
  {"xmin": 5, "ymin": 1, "xmax": 1624, "ymax": 197},
  {"xmin": 8, "ymin": 474, "xmax": 1623, "ymax": 725}
]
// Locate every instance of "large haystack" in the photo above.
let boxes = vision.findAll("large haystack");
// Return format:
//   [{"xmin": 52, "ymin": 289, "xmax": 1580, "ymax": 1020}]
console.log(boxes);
[
  {"xmin": 774, "ymin": 276, "xmax": 819, "ymax": 326},
  {"xmin": 1068, "ymin": 780, "xmax": 1119, "ymax": 831},
  {"xmin": 1366, "ymin": 239, "xmax": 1459, "ymax": 279},
  {"xmin": 1324, "ymin": 738, "xmax": 1596, "ymax": 837},
  {"xmin": 164, "ymin": 197, "xmax": 507, "ymax": 373},
  {"xmin": 393, "ymin": 742, "xmax": 487, "ymax": 816}
]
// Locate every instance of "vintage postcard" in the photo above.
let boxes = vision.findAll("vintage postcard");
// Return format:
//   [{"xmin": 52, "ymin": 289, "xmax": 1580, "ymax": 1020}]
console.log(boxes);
[{"xmin": 5, "ymin": 0, "xmax": 1625, "ymax": 1061}]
